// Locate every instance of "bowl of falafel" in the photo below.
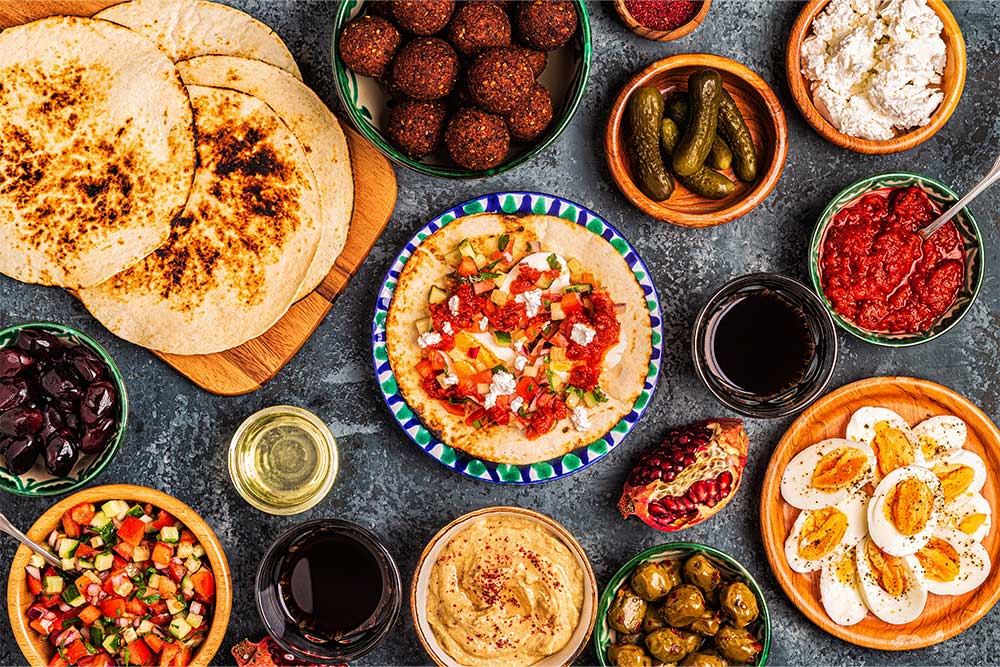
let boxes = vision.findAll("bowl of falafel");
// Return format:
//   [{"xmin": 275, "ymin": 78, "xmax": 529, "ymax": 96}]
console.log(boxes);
[{"xmin": 334, "ymin": 0, "xmax": 592, "ymax": 178}]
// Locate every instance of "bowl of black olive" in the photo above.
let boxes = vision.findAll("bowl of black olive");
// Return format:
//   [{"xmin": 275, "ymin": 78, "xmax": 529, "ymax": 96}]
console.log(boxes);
[
  {"xmin": 0, "ymin": 322, "xmax": 126, "ymax": 496},
  {"xmin": 595, "ymin": 543, "xmax": 771, "ymax": 667}
]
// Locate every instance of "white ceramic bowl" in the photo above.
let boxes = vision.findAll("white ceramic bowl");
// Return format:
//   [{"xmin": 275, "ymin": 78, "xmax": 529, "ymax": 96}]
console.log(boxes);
[{"xmin": 411, "ymin": 506, "xmax": 597, "ymax": 666}]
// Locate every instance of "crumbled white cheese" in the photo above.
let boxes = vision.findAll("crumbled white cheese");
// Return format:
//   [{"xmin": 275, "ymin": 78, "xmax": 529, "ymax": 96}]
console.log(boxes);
[
  {"xmin": 482, "ymin": 370, "xmax": 516, "ymax": 409},
  {"xmin": 441, "ymin": 321, "xmax": 453, "ymax": 335},
  {"xmin": 441, "ymin": 373, "xmax": 459, "ymax": 387},
  {"xmin": 417, "ymin": 331, "xmax": 442, "ymax": 348},
  {"xmin": 448, "ymin": 295, "xmax": 460, "ymax": 316},
  {"xmin": 570, "ymin": 406, "xmax": 591, "ymax": 432},
  {"xmin": 570, "ymin": 323, "xmax": 596, "ymax": 346},
  {"xmin": 478, "ymin": 317, "xmax": 488, "ymax": 331},
  {"xmin": 801, "ymin": 0, "xmax": 945, "ymax": 140},
  {"xmin": 515, "ymin": 288, "xmax": 543, "ymax": 318},
  {"xmin": 514, "ymin": 354, "xmax": 528, "ymax": 372},
  {"xmin": 510, "ymin": 396, "xmax": 524, "ymax": 414}
]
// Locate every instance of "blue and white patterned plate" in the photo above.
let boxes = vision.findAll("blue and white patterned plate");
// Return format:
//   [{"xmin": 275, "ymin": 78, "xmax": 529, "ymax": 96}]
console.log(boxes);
[{"xmin": 371, "ymin": 192, "xmax": 664, "ymax": 484}]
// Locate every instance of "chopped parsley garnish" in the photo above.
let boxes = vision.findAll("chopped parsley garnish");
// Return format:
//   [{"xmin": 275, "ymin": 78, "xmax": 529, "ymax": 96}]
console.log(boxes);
[
  {"xmin": 546, "ymin": 254, "xmax": 560, "ymax": 270},
  {"xmin": 497, "ymin": 233, "xmax": 510, "ymax": 252}
]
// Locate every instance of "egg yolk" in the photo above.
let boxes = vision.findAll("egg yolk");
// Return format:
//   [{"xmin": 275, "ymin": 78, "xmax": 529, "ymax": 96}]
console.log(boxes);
[
  {"xmin": 915, "ymin": 537, "xmax": 960, "ymax": 583},
  {"xmin": 871, "ymin": 422, "xmax": 916, "ymax": 477},
  {"xmin": 866, "ymin": 541, "xmax": 908, "ymax": 597},
  {"xmin": 919, "ymin": 435, "xmax": 943, "ymax": 460},
  {"xmin": 959, "ymin": 513, "xmax": 987, "ymax": 535},
  {"xmin": 810, "ymin": 447, "xmax": 869, "ymax": 491},
  {"xmin": 798, "ymin": 507, "xmax": 848, "ymax": 560},
  {"xmin": 933, "ymin": 462, "xmax": 975, "ymax": 503},
  {"xmin": 834, "ymin": 551, "xmax": 856, "ymax": 585},
  {"xmin": 884, "ymin": 477, "xmax": 934, "ymax": 536}
]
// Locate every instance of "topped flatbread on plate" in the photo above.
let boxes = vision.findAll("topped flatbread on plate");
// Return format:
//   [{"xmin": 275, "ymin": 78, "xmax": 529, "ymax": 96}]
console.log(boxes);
[{"xmin": 386, "ymin": 213, "xmax": 653, "ymax": 465}]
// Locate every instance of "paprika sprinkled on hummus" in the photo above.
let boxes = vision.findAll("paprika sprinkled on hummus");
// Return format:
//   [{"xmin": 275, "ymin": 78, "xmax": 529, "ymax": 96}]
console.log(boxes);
[
  {"xmin": 426, "ymin": 516, "xmax": 584, "ymax": 666},
  {"xmin": 820, "ymin": 186, "xmax": 964, "ymax": 334}
]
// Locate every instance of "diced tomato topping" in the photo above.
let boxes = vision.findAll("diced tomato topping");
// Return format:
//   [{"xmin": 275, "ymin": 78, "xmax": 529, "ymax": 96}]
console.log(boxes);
[
  {"xmin": 190, "ymin": 570, "xmax": 215, "ymax": 601},
  {"xmin": 48, "ymin": 653, "xmax": 69, "ymax": 667},
  {"xmin": 65, "ymin": 640, "xmax": 90, "ymax": 663},
  {"xmin": 113, "ymin": 542, "xmax": 134, "ymax": 560},
  {"xmin": 100, "ymin": 598, "xmax": 126, "ymax": 619},
  {"xmin": 468, "ymin": 369, "xmax": 494, "ymax": 384},
  {"xmin": 126, "ymin": 598, "xmax": 146, "ymax": 615},
  {"xmin": 125, "ymin": 639, "xmax": 152, "ymax": 666},
  {"xmin": 428, "ymin": 351, "xmax": 447, "ymax": 371},
  {"xmin": 27, "ymin": 576, "xmax": 42, "ymax": 595},
  {"xmin": 38, "ymin": 593, "xmax": 61, "ymax": 608},
  {"xmin": 167, "ymin": 563, "xmax": 187, "ymax": 583},
  {"xmin": 415, "ymin": 358, "xmax": 436, "ymax": 380},
  {"xmin": 178, "ymin": 530, "xmax": 196, "ymax": 545},
  {"xmin": 457, "ymin": 256, "xmax": 478, "ymax": 277},
  {"xmin": 472, "ymin": 279, "xmax": 495, "ymax": 295},
  {"xmin": 151, "ymin": 542, "xmax": 173, "ymax": 566},
  {"xmin": 78, "ymin": 654, "xmax": 114, "ymax": 667},
  {"xmin": 465, "ymin": 408, "xmax": 487, "ymax": 427},
  {"xmin": 515, "ymin": 376, "xmax": 540, "ymax": 402},
  {"xmin": 116, "ymin": 516, "xmax": 146, "ymax": 547},
  {"xmin": 150, "ymin": 511, "xmax": 175, "ymax": 531},
  {"xmin": 78, "ymin": 605, "xmax": 101, "ymax": 625},
  {"xmin": 159, "ymin": 644, "xmax": 181, "ymax": 666},
  {"xmin": 74, "ymin": 543, "xmax": 95, "ymax": 560},
  {"xmin": 68, "ymin": 503, "xmax": 96, "ymax": 526},
  {"xmin": 143, "ymin": 634, "xmax": 164, "ymax": 654},
  {"xmin": 61, "ymin": 514, "xmax": 80, "ymax": 539},
  {"xmin": 158, "ymin": 577, "xmax": 177, "ymax": 598},
  {"xmin": 561, "ymin": 292, "xmax": 583, "ymax": 315},
  {"xmin": 442, "ymin": 401, "xmax": 466, "ymax": 416}
]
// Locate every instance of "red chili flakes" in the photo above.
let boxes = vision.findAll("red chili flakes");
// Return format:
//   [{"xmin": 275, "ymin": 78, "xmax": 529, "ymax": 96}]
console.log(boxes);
[{"xmin": 624, "ymin": 0, "xmax": 698, "ymax": 31}]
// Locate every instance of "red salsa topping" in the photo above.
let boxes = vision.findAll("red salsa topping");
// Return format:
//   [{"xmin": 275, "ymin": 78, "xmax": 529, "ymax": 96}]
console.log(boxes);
[{"xmin": 820, "ymin": 186, "xmax": 964, "ymax": 334}]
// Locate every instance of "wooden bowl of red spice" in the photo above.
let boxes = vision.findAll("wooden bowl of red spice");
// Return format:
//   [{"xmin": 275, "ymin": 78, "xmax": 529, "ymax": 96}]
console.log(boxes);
[
  {"xmin": 605, "ymin": 53, "xmax": 788, "ymax": 228},
  {"xmin": 410, "ymin": 507, "xmax": 598, "ymax": 667},
  {"xmin": 808, "ymin": 172, "xmax": 984, "ymax": 346},
  {"xmin": 614, "ymin": 0, "xmax": 711, "ymax": 42}
]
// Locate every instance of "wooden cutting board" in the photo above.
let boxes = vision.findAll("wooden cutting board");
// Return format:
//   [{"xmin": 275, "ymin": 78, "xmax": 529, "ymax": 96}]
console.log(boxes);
[{"xmin": 1, "ymin": 1, "xmax": 398, "ymax": 395}]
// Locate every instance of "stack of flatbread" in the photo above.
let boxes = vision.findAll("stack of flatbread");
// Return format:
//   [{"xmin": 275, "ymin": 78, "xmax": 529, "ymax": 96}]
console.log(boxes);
[{"xmin": 0, "ymin": 0, "xmax": 354, "ymax": 355}]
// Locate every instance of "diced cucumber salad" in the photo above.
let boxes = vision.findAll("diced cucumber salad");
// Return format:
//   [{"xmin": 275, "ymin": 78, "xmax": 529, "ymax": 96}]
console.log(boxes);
[{"xmin": 23, "ymin": 501, "xmax": 216, "ymax": 667}]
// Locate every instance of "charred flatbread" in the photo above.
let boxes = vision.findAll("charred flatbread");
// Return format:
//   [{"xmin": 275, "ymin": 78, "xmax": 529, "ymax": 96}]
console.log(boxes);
[
  {"xmin": 385, "ymin": 213, "xmax": 652, "ymax": 465},
  {"xmin": 0, "ymin": 16, "xmax": 195, "ymax": 288},
  {"xmin": 78, "ymin": 86, "xmax": 322, "ymax": 355}
]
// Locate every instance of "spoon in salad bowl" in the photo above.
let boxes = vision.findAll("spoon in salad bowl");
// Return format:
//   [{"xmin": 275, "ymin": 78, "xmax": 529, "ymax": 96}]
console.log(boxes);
[
  {"xmin": 0, "ymin": 510, "xmax": 61, "ymax": 569},
  {"xmin": 919, "ymin": 151, "xmax": 1000, "ymax": 240}
]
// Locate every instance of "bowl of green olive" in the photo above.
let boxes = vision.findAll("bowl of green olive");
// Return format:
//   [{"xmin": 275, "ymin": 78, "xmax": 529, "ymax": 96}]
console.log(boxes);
[{"xmin": 594, "ymin": 543, "xmax": 771, "ymax": 666}]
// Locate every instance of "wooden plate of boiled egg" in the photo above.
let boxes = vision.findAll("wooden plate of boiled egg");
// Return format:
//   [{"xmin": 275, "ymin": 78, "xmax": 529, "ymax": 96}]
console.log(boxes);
[{"xmin": 760, "ymin": 376, "xmax": 1000, "ymax": 650}]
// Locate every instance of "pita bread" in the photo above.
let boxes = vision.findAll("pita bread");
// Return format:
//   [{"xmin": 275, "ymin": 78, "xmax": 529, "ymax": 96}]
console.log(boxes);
[
  {"xmin": 95, "ymin": 0, "xmax": 301, "ymax": 79},
  {"xmin": 78, "ymin": 86, "xmax": 322, "ymax": 355},
  {"xmin": 0, "ymin": 16, "xmax": 195, "ymax": 288},
  {"xmin": 176, "ymin": 55, "xmax": 353, "ymax": 300},
  {"xmin": 385, "ymin": 213, "xmax": 653, "ymax": 465}
]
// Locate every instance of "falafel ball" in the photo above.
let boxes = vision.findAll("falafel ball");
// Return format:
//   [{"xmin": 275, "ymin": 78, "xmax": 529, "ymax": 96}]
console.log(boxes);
[
  {"xmin": 505, "ymin": 83, "xmax": 553, "ymax": 142},
  {"xmin": 467, "ymin": 46, "xmax": 534, "ymax": 113},
  {"xmin": 392, "ymin": 37, "xmax": 460, "ymax": 100},
  {"xmin": 515, "ymin": 0, "xmax": 578, "ymax": 51},
  {"xmin": 445, "ymin": 107, "xmax": 510, "ymax": 170},
  {"xmin": 447, "ymin": 2, "xmax": 511, "ymax": 55},
  {"xmin": 386, "ymin": 98, "xmax": 449, "ymax": 157},
  {"xmin": 339, "ymin": 15, "xmax": 402, "ymax": 78},
  {"xmin": 509, "ymin": 45, "xmax": 547, "ymax": 77},
  {"xmin": 391, "ymin": 0, "xmax": 454, "ymax": 35}
]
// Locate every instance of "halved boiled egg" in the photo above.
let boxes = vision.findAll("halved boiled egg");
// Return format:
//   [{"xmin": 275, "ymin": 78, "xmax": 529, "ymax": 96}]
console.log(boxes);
[
  {"xmin": 868, "ymin": 465, "xmax": 943, "ymax": 556},
  {"xmin": 855, "ymin": 537, "xmax": 927, "ymax": 625},
  {"xmin": 820, "ymin": 550, "xmax": 868, "ymax": 626},
  {"xmin": 927, "ymin": 448, "xmax": 987, "ymax": 505},
  {"xmin": 942, "ymin": 492, "xmax": 992, "ymax": 543},
  {"xmin": 781, "ymin": 439, "xmax": 875, "ymax": 510},
  {"xmin": 914, "ymin": 528, "xmax": 991, "ymax": 596},
  {"xmin": 912, "ymin": 415, "xmax": 967, "ymax": 460},
  {"xmin": 846, "ymin": 407, "xmax": 924, "ymax": 481},
  {"xmin": 785, "ymin": 493, "xmax": 868, "ymax": 573}
]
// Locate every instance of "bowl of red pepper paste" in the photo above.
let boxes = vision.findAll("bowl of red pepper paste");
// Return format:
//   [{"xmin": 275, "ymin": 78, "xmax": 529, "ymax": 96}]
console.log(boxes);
[
  {"xmin": 809, "ymin": 172, "xmax": 984, "ymax": 346},
  {"xmin": 614, "ymin": 0, "xmax": 711, "ymax": 42}
]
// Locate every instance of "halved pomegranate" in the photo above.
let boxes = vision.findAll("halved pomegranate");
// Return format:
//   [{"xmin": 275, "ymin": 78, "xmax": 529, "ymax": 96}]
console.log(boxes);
[{"xmin": 619, "ymin": 418, "xmax": 749, "ymax": 532}]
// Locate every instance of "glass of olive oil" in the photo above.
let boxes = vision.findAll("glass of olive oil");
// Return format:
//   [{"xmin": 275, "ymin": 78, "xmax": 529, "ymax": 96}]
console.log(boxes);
[{"xmin": 228, "ymin": 406, "xmax": 338, "ymax": 515}]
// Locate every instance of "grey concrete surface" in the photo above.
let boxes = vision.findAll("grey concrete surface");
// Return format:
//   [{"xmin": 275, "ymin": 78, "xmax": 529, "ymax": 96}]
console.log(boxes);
[{"xmin": 2, "ymin": 1, "xmax": 999, "ymax": 665}]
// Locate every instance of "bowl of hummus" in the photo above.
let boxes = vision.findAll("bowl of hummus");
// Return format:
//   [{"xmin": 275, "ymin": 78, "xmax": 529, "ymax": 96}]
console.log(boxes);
[{"xmin": 411, "ymin": 507, "xmax": 597, "ymax": 666}]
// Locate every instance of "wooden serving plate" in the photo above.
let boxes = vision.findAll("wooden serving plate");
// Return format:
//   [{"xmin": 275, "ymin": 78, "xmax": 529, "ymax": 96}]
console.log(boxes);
[
  {"xmin": 786, "ymin": 0, "xmax": 966, "ymax": 155},
  {"xmin": 605, "ymin": 53, "xmax": 788, "ymax": 228},
  {"xmin": 760, "ymin": 377, "xmax": 1000, "ymax": 650},
  {"xmin": 7, "ymin": 485, "xmax": 233, "ymax": 667},
  {"xmin": 0, "ymin": 1, "xmax": 398, "ymax": 395}
]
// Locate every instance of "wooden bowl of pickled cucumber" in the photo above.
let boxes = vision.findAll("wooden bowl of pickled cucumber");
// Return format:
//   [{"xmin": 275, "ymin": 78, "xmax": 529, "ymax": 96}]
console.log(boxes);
[{"xmin": 605, "ymin": 54, "xmax": 788, "ymax": 228}]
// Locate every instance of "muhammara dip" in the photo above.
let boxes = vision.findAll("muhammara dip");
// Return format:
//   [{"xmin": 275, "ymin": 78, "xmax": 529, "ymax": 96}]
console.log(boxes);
[{"xmin": 426, "ymin": 516, "xmax": 584, "ymax": 666}]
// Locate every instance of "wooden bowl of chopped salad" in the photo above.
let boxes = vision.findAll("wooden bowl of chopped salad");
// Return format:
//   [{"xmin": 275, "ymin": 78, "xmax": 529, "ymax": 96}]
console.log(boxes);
[{"xmin": 7, "ymin": 485, "xmax": 232, "ymax": 667}]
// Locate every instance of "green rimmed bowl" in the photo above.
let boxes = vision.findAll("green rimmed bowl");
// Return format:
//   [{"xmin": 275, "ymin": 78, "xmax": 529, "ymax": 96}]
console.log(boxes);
[
  {"xmin": 594, "ymin": 543, "xmax": 771, "ymax": 666},
  {"xmin": 0, "ymin": 323, "xmax": 127, "ymax": 497},
  {"xmin": 809, "ymin": 172, "xmax": 984, "ymax": 347},
  {"xmin": 332, "ymin": 0, "xmax": 592, "ymax": 179}
]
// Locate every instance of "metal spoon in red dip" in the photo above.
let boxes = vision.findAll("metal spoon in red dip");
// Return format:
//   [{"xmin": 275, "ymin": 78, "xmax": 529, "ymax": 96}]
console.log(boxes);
[{"xmin": 819, "ymin": 186, "xmax": 964, "ymax": 334}]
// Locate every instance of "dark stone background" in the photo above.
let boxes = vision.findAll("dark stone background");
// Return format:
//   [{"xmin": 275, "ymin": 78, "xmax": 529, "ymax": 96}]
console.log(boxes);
[{"xmin": 1, "ymin": 1, "xmax": 999, "ymax": 665}]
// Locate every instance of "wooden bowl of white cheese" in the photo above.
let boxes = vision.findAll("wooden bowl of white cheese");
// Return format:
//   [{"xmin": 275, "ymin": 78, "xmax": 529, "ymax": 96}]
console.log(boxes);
[{"xmin": 787, "ymin": 0, "xmax": 966, "ymax": 154}]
